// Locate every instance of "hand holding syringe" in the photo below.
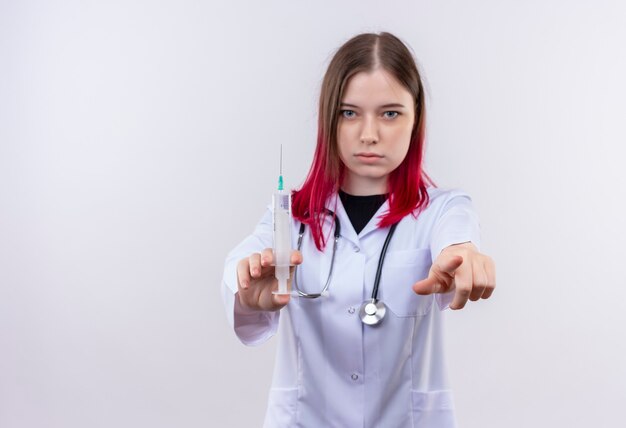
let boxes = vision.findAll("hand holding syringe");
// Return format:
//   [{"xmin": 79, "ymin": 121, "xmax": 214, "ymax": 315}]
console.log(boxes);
[{"xmin": 235, "ymin": 145, "xmax": 302, "ymax": 311}]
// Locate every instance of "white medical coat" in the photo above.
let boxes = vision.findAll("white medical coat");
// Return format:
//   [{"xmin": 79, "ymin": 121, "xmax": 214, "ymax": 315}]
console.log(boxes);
[{"xmin": 222, "ymin": 188, "xmax": 480, "ymax": 428}]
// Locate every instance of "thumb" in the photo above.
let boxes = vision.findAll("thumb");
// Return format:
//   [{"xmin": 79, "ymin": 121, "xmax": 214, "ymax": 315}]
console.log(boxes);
[
  {"xmin": 412, "ymin": 255, "xmax": 463, "ymax": 295},
  {"xmin": 271, "ymin": 292, "xmax": 291, "ymax": 310}
]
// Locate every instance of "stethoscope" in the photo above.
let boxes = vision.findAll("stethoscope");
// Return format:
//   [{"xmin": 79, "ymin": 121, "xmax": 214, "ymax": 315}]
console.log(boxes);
[{"xmin": 292, "ymin": 210, "xmax": 399, "ymax": 326}]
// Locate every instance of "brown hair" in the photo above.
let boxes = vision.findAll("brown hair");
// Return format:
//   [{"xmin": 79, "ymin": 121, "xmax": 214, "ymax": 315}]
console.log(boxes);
[{"xmin": 292, "ymin": 32, "xmax": 431, "ymax": 250}]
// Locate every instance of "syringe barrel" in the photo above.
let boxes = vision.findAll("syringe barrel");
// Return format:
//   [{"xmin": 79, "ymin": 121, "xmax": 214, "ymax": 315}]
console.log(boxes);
[{"xmin": 273, "ymin": 191, "xmax": 292, "ymax": 268}]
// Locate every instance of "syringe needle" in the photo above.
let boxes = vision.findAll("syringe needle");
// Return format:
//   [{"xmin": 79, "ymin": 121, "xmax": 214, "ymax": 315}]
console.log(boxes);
[{"xmin": 278, "ymin": 144, "xmax": 284, "ymax": 191}]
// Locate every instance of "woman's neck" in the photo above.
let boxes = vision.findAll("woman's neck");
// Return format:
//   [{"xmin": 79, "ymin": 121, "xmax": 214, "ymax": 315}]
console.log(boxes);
[{"xmin": 341, "ymin": 174, "xmax": 388, "ymax": 196}]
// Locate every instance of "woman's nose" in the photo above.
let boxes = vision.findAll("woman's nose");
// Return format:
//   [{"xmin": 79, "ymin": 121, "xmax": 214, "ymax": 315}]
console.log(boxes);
[{"xmin": 360, "ymin": 116, "xmax": 379, "ymax": 144}]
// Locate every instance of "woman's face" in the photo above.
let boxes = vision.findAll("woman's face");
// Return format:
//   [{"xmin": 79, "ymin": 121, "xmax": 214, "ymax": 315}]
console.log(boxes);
[{"xmin": 337, "ymin": 68, "xmax": 415, "ymax": 195}]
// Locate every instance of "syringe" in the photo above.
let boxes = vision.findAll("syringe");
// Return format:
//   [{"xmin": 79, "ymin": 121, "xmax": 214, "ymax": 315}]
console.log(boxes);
[{"xmin": 272, "ymin": 145, "xmax": 292, "ymax": 295}]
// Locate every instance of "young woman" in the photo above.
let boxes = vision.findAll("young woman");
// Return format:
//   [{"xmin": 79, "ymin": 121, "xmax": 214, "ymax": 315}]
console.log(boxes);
[{"xmin": 222, "ymin": 32, "xmax": 496, "ymax": 428}]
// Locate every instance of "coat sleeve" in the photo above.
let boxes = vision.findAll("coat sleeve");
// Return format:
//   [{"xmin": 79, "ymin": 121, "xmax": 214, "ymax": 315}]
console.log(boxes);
[
  {"xmin": 221, "ymin": 207, "xmax": 280, "ymax": 346},
  {"xmin": 429, "ymin": 190, "xmax": 482, "ymax": 310}
]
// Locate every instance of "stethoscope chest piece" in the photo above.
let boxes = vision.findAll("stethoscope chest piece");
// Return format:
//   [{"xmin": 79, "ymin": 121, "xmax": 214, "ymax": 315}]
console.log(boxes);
[{"xmin": 359, "ymin": 299, "xmax": 386, "ymax": 326}]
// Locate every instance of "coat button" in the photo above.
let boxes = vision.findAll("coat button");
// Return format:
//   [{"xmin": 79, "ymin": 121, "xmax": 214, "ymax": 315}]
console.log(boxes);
[
  {"xmin": 353, "ymin": 245, "xmax": 360, "ymax": 252},
  {"xmin": 348, "ymin": 307, "xmax": 355, "ymax": 314},
  {"xmin": 351, "ymin": 373, "xmax": 359, "ymax": 381}
]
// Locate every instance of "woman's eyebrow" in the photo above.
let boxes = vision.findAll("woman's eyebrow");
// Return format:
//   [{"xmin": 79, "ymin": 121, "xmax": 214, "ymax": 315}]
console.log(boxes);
[
  {"xmin": 340, "ymin": 102, "xmax": 407, "ymax": 109},
  {"xmin": 379, "ymin": 103, "xmax": 406, "ymax": 109}
]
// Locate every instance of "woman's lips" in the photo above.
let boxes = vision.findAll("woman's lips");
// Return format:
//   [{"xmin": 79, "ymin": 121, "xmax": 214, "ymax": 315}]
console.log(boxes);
[{"xmin": 355, "ymin": 153, "xmax": 383, "ymax": 163}]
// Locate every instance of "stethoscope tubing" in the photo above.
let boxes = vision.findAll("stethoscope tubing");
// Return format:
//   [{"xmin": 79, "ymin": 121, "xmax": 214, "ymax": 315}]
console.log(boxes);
[
  {"xmin": 293, "ymin": 210, "xmax": 340, "ymax": 298},
  {"xmin": 292, "ymin": 209, "xmax": 399, "ymax": 326},
  {"xmin": 371, "ymin": 222, "xmax": 398, "ymax": 300}
]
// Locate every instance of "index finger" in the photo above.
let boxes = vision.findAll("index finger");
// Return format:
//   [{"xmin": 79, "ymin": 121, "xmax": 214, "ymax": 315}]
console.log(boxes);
[
  {"xmin": 412, "ymin": 255, "xmax": 462, "ymax": 295},
  {"xmin": 260, "ymin": 248, "xmax": 274, "ymax": 268},
  {"xmin": 412, "ymin": 276, "xmax": 443, "ymax": 295}
]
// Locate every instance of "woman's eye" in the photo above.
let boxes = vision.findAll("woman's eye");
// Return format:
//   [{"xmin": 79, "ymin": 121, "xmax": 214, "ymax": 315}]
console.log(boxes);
[
  {"xmin": 341, "ymin": 110, "xmax": 356, "ymax": 119},
  {"xmin": 383, "ymin": 111, "xmax": 399, "ymax": 119}
]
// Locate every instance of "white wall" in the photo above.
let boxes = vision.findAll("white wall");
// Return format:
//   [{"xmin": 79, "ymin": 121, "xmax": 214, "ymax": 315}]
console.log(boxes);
[{"xmin": 1, "ymin": 1, "xmax": 624, "ymax": 427}]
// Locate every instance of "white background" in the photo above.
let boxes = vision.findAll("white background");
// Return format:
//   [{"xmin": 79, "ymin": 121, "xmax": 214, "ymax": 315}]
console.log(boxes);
[{"xmin": 1, "ymin": 1, "xmax": 625, "ymax": 427}]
